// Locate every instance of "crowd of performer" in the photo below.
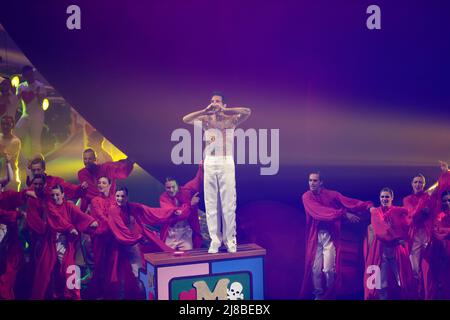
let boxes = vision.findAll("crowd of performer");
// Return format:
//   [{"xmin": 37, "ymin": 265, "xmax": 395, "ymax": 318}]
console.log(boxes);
[
  {"xmin": 0, "ymin": 149, "xmax": 204, "ymax": 300},
  {"xmin": 2, "ymin": 69, "xmax": 450, "ymax": 300},
  {"xmin": 300, "ymin": 161, "xmax": 450, "ymax": 300}
]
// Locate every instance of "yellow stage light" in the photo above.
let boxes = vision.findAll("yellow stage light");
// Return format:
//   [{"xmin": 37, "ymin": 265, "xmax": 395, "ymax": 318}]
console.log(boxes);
[
  {"xmin": 42, "ymin": 98, "xmax": 50, "ymax": 111},
  {"xmin": 11, "ymin": 75, "xmax": 20, "ymax": 88}
]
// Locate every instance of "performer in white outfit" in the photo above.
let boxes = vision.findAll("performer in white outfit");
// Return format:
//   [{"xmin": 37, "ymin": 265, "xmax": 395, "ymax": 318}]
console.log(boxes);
[
  {"xmin": 183, "ymin": 93, "xmax": 251, "ymax": 253},
  {"xmin": 15, "ymin": 66, "xmax": 47, "ymax": 159}
]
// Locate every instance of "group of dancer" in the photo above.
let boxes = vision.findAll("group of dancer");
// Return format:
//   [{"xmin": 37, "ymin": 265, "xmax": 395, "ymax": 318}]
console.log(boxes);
[
  {"xmin": 0, "ymin": 91, "xmax": 251, "ymax": 300},
  {"xmin": 301, "ymin": 161, "xmax": 450, "ymax": 300}
]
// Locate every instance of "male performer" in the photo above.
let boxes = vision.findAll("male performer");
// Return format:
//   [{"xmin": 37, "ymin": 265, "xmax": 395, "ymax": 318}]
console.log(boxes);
[
  {"xmin": 183, "ymin": 92, "xmax": 251, "ymax": 253},
  {"xmin": 402, "ymin": 174, "xmax": 434, "ymax": 298},
  {"xmin": 0, "ymin": 115, "xmax": 22, "ymax": 191},
  {"xmin": 300, "ymin": 172, "xmax": 373, "ymax": 300},
  {"xmin": 27, "ymin": 156, "xmax": 87, "ymax": 200},
  {"xmin": 364, "ymin": 188, "xmax": 415, "ymax": 300},
  {"xmin": 15, "ymin": 66, "xmax": 47, "ymax": 158},
  {"xmin": 0, "ymin": 78, "xmax": 19, "ymax": 118},
  {"xmin": 78, "ymin": 148, "xmax": 134, "ymax": 212},
  {"xmin": 159, "ymin": 163, "xmax": 203, "ymax": 250}
]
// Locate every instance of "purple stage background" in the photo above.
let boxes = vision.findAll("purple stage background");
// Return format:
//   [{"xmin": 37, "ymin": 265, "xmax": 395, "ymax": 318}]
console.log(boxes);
[{"xmin": 1, "ymin": 0, "xmax": 450, "ymax": 299}]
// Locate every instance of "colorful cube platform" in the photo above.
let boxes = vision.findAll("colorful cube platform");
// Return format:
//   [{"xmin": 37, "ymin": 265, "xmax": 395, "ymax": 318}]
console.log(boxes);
[{"xmin": 139, "ymin": 243, "xmax": 266, "ymax": 300}]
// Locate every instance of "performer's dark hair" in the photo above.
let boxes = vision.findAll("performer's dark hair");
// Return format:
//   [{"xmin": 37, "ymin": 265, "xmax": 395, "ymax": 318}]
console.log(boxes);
[
  {"xmin": 31, "ymin": 174, "xmax": 46, "ymax": 184},
  {"xmin": 29, "ymin": 155, "xmax": 46, "ymax": 170},
  {"xmin": 380, "ymin": 187, "xmax": 394, "ymax": 198},
  {"xmin": 116, "ymin": 186, "xmax": 129, "ymax": 196},
  {"xmin": 211, "ymin": 91, "xmax": 226, "ymax": 104},
  {"xmin": 413, "ymin": 173, "xmax": 426, "ymax": 184},
  {"xmin": 98, "ymin": 176, "xmax": 111, "ymax": 184},
  {"xmin": 21, "ymin": 65, "xmax": 34, "ymax": 74},
  {"xmin": 308, "ymin": 171, "xmax": 322, "ymax": 181},
  {"xmin": 83, "ymin": 148, "xmax": 97, "ymax": 157},
  {"xmin": 51, "ymin": 184, "xmax": 64, "ymax": 193},
  {"xmin": 165, "ymin": 177, "xmax": 177, "ymax": 183}
]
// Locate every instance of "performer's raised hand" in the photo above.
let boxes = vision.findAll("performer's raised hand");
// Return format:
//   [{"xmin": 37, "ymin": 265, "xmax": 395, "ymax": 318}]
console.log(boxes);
[
  {"xmin": 191, "ymin": 192, "xmax": 200, "ymax": 206},
  {"xmin": 25, "ymin": 190, "xmax": 37, "ymax": 199},
  {"xmin": 346, "ymin": 212, "xmax": 360, "ymax": 223},
  {"xmin": 69, "ymin": 228, "xmax": 79, "ymax": 237},
  {"xmin": 89, "ymin": 221, "xmax": 99, "ymax": 229},
  {"xmin": 80, "ymin": 181, "xmax": 89, "ymax": 190}
]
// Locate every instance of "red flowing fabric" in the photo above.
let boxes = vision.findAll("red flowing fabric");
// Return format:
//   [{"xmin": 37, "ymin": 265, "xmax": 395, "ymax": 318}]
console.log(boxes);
[
  {"xmin": 0, "ymin": 190, "xmax": 27, "ymax": 300},
  {"xmin": 85, "ymin": 195, "xmax": 115, "ymax": 298},
  {"xmin": 77, "ymin": 159, "xmax": 134, "ymax": 212},
  {"xmin": 102, "ymin": 202, "xmax": 176, "ymax": 298},
  {"xmin": 159, "ymin": 165, "xmax": 203, "ymax": 249},
  {"xmin": 30, "ymin": 200, "xmax": 95, "ymax": 300},
  {"xmin": 428, "ymin": 210, "xmax": 450, "ymax": 299},
  {"xmin": 300, "ymin": 188, "xmax": 372, "ymax": 299},
  {"xmin": 402, "ymin": 192, "xmax": 435, "ymax": 299},
  {"xmin": 363, "ymin": 206, "xmax": 415, "ymax": 300}
]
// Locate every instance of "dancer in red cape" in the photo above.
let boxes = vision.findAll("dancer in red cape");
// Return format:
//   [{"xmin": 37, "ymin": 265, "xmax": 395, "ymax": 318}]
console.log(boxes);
[
  {"xmin": 101, "ymin": 186, "xmax": 179, "ymax": 299},
  {"xmin": 300, "ymin": 172, "xmax": 372, "ymax": 300},
  {"xmin": 159, "ymin": 163, "xmax": 203, "ymax": 250},
  {"xmin": 30, "ymin": 184, "xmax": 98, "ymax": 300},
  {"xmin": 402, "ymin": 174, "xmax": 435, "ymax": 299},
  {"xmin": 77, "ymin": 148, "xmax": 134, "ymax": 212},
  {"xmin": 364, "ymin": 187, "xmax": 415, "ymax": 300}
]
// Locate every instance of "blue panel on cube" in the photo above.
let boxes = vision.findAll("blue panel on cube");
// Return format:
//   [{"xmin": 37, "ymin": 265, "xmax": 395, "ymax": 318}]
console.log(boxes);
[
  {"xmin": 211, "ymin": 257, "xmax": 264, "ymax": 299},
  {"xmin": 139, "ymin": 262, "xmax": 156, "ymax": 300}
]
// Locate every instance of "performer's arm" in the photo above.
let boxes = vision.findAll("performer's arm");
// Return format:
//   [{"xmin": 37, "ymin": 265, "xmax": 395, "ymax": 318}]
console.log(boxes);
[
  {"xmin": 90, "ymin": 198, "xmax": 109, "ymax": 234},
  {"xmin": 159, "ymin": 196, "xmax": 191, "ymax": 223},
  {"xmin": 105, "ymin": 158, "xmax": 135, "ymax": 179},
  {"xmin": 0, "ymin": 208, "xmax": 20, "ymax": 224},
  {"xmin": 135, "ymin": 203, "xmax": 178, "ymax": 226},
  {"xmin": 182, "ymin": 163, "xmax": 203, "ymax": 194},
  {"xmin": 302, "ymin": 193, "xmax": 345, "ymax": 221},
  {"xmin": 335, "ymin": 192, "xmax": 373, "ymax": 214},
  {"xmin": 67, "ymin": 202, "xmax": 98, "ymax": 233},
  {"xmin": 222, "ymin": 107, "xmax": 251, "ymax": 125},
  {"xmin": 182, "ymin": 104, "xmax": 216, "ymax": 125}
]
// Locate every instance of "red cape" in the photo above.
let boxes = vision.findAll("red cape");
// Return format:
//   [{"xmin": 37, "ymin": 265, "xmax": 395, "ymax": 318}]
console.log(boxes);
[
  {"xmin": 300, "ymin": 188, "xmax": 372, "ymax": 299},
  {"xmin": 77, "ymin": 159, "xmax": 134, "ymax": 212},
  {"xmin": 363, "ymin": 206, "xmax": 415, "ymax": 300}
]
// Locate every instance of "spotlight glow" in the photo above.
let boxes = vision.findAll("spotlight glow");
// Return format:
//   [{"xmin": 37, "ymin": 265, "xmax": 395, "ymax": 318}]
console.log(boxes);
[
  {"xmin": 11, "ymin": 75, "xmax": 20, "ymax": 88},
  {"xmin": 42, "ymin": 98, "xmax": 49, "ymax": 111}
]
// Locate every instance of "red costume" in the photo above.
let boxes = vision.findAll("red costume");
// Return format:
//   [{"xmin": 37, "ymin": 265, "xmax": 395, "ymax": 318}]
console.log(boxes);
[
  {"xmin": 402, "ymin": 191, "xmax": 435, "ymax": 299},
  {"xmin": 430, "ymin": 209, "xmax": 450, "ymax": 299},
  {"xmin": 77, "ymin": 159, "xmax": 134, "ymax": 212},
  {"xmin": 364, "ymin": 206, "xmax": 415, "ymax": 299},
  {"xmin": 159, "ymin": 165, "xmax": 203, "ymax": 249},
  {"xmin": 30, "ymin": 199, "xmax": 95, "ymax": 300},
  {"xmin": 0, "ymin": 190, "xmax": 27, "ymax": 300},
  {"xmin": 101, "ymin": 202, "xmax": 176, "ymax": 299},
  {"xmin": 300, "ymin": 188, "xmax": 372, "ymax": 299}
]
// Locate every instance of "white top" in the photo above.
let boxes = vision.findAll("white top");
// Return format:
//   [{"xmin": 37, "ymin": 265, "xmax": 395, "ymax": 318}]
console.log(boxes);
[{"xmin": 17, "ymin": 80, "xmax": 47, "ymax": 118}]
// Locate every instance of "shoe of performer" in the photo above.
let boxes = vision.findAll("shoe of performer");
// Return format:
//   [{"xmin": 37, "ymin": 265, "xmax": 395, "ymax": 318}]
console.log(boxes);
[
  {"xmin": 208, "ymin": 242, "xmax": 220, "ymax": 254},
  {"xmin": 227, "ymin": 245, "xmax": 237, "ymax": 253}
]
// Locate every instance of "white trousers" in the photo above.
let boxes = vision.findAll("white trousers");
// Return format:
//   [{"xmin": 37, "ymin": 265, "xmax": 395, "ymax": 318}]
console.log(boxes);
[
  {"xmin": 204, "ymin": 156, "xmax": 237, "ymax": 250},
  {"xmin": 312, "ymin": 230, "xmax": 336, "ymax": 296},
  {"xmin": 165, "ymin": 226, "xmax": 193, "ymax": 251}
]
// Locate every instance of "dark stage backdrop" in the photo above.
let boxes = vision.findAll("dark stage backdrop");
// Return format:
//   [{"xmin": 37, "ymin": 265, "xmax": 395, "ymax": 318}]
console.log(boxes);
[{"xmin": 1, "ymin": 0, "xmax": 450, "ymax": 299}]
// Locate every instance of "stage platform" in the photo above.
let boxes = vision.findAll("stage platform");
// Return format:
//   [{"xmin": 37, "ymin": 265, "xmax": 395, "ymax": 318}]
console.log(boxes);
[{"xmin": 139, "ymin": 243, "xmax": 266, "ymax": 300}]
